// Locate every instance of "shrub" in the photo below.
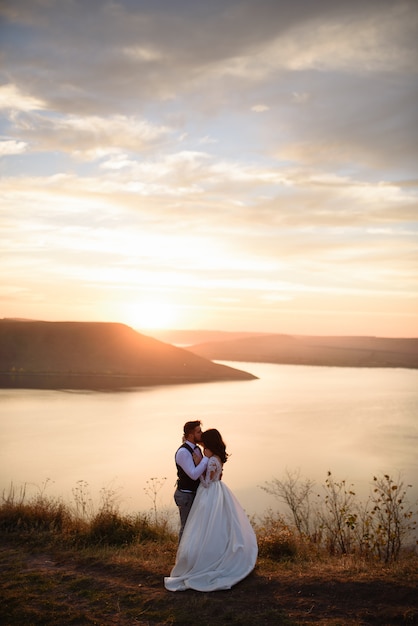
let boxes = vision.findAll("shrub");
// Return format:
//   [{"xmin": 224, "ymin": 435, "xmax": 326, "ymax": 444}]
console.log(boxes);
[
  {"xmin": 318, "ymin": 472, "xmax": 357, "ymax": 556},
  {"xmin": 88, "ymin": 510, "xmax": 138, "ymax": 546},
  {"xmin": 0, "ymin": 480, "xmax": 176, "ymax": 548},
  {"xmin": 256, "ymin": 511, "xmax": 299, "ymax": 561},
  {"xmin": 261, "ymin": 471, "xmax": 417, "ymax": 562},
  {"xmin": 0, "ymin": 484, "xmax": 70, "ymax": 534},
  {"xmin": 261, "ymin": 470, "xmax": 315, "ymax": 537},
  {"xmin": 86, "ymin": 509, "xmax": 175, "ymax": 546},
  {"xmin": 367, "ymin": 474, "xmax": 417, "ymax": 563}
]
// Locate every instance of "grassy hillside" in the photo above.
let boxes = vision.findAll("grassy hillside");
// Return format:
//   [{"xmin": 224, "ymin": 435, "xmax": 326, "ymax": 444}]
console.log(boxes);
[
  {"xmin": 0, "ymin": 320, "xmax": 257, "ymax": 389},
  {"xmin": 1, "ymin": 485, "xmax": 417, "ymax": 625},
  {"xmin": 187, "ymin": 334, "xmax": 418, "ymax": 368}
]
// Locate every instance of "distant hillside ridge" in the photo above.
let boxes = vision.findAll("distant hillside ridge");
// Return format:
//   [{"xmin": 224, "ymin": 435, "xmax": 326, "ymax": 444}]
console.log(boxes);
[
  {"xmin": 187, "ymin": 334, "xmax": 418, "ymax": 369},
  {"xmin": 150, "ymin": 329, "xmax": 269, "ymax": 345},
  {"xmin": 0, "ymin": 320, "xmax": 257, "ymax": 389}
]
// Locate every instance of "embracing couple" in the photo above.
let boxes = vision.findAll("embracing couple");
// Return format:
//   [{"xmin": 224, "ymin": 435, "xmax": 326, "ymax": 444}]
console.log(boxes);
[{"xmin": 164, "ymin": 420, "xmax": 258, "ymax": 593}]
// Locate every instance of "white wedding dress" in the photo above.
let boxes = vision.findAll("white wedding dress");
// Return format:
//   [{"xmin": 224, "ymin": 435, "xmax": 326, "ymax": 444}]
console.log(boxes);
[{"xmin": 164, "ymin": 456, "xmax": 258, "ymax": 592}]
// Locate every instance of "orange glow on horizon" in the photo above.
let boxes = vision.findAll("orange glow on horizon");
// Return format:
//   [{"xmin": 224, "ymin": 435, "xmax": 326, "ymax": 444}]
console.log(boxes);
[{"xmin": 123, "ymin": 299, "xmax": 180, "ymax": 331}]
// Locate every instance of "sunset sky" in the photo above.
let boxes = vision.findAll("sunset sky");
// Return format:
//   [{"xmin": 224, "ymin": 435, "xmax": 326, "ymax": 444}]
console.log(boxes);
[{"xmin": 1, "ymin": 0, "xmax": 417, "ymax": 337}]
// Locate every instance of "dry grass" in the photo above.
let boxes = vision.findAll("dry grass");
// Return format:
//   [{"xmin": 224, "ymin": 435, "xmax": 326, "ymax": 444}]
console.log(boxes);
[
  {"xmin": 1, "ymin": 528, "xmax": 417, "ymax": 624},
  {"xmin": 1, "ymin": 485, "xmax": 417, "ymax": 625}
]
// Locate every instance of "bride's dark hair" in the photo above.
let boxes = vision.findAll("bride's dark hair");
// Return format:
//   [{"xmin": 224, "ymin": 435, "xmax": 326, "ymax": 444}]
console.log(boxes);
[{"xmin": 201, "ymin": 429, "xmax": 228, "ymax": 464}]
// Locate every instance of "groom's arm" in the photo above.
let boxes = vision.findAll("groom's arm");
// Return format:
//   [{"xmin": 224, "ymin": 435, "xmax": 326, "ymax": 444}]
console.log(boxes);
[{"xmin": 176, "ymin": 448, "xmax": 208, "ymax": 480}]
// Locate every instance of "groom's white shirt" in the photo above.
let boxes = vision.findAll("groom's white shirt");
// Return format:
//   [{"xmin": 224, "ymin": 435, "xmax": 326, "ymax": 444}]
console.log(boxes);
[{"xmin": 176, "ymin": 442, "xmax": 208, "ymax": 483}]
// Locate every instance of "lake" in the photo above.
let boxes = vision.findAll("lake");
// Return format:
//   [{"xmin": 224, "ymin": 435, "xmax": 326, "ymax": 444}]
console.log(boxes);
[{"xmin": 1, "ymin": 363, "xmax": 417, "ymax": 521}]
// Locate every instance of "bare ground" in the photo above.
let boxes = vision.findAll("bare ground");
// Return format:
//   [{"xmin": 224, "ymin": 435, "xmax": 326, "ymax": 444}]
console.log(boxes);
[{"xmin": 1, "ymin": 539, "xmax": 417, "ymax": 625}]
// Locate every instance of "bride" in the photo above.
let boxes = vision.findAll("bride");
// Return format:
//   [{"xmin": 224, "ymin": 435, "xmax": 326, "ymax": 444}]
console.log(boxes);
[{"xmin": 164, "ymin": 428, "xmax": 258, "ymax": 592}]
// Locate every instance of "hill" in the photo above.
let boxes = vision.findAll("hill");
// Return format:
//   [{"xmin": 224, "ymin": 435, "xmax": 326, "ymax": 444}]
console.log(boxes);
[
  {"xmin": 186, "ymin": 333, "xmax": 418, "ymax": 369},
  {"xmin": 0, "ymin": 320, "xmax": 257, "ymax": 390},
  {"xmin": 150, "ymin": 329, "xmax": 269, "ymax": 345},
  {"xmin": 2, "ymin": 534, "xmax": 417, "ymax": 625}
]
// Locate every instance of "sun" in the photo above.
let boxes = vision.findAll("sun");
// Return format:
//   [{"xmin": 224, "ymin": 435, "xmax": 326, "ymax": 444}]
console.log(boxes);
[{"xmin": 126, "ymin": 299, "xmax": 178, "ymax": 331}]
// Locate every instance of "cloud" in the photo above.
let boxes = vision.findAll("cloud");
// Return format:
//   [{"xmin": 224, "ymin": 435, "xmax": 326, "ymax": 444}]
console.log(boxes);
[
  {"xmin": 122, "ymin": 45, "xmax": 165, "ymax": 63},
  {"xmin": 0, "ymin": 139, "xmax": 27, "ymax": 155},
  {"xmin": 291, "ymin": 92, "xmax": 310, "ymax": 104},
  {"xmin": 9, "ymin": 112, "xmax": 172, "ymax": 159},
  {"xmin": 2, "ymin": 1, "xmax": 414, "ymax": 115},
  {"xmin": 1, "ymin": 0, "xmax": 417, "ymax": 334},
  {"xmin": 272, "ymin": 9, "xmax": 417, "ymax": 73},
  {"xmin": 251, "ymin": 104, "xmax": 269, "ymax": 112},
  {"xmin": 199, "ymin": 135, "xmax": 218, "ymax": 144},
  {"xmin": 0, "ymin": 84, "xmax": 46, "ymax": 112}
]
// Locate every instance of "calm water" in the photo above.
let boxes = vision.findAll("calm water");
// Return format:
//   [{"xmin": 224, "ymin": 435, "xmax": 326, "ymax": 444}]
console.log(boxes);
[{"xmin": 1, "ymin": 363, "xmax": 417, "ymax": 518}]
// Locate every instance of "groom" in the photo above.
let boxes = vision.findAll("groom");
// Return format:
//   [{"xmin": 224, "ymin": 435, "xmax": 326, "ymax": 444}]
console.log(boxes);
[{"xmin": 174, "ymin": 420, "xmax": 208, "ymax": 540}]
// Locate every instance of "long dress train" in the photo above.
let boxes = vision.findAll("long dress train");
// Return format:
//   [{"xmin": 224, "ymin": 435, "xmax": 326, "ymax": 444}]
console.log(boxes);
[{"xmin": 164, "ymin": 456, "xmax": 258, "ymax": 592}]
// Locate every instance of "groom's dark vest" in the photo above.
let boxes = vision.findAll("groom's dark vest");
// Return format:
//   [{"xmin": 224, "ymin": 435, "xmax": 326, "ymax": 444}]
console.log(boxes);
[{"xmin": 176, "ymin": 443, "xmax": 200, "ymax": 493}]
